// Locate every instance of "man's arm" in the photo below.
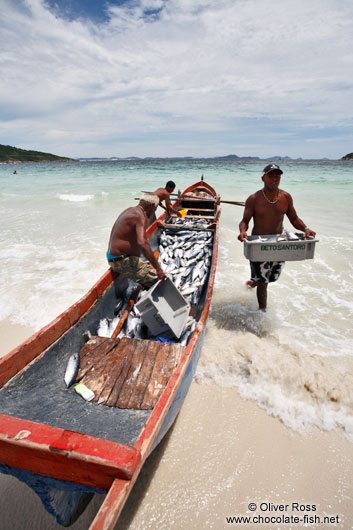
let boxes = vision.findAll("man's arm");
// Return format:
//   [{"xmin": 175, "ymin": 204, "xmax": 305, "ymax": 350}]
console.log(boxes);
[
  {"xmin": 238, "ymin": 196, "xmax": 254, "ymax": 241},
  {"xmin": 164, "ymin": 195, "xmax": 182, "ymax": 217},
  {"xmin": 136, "ymin": 222, "xmax": 166, "ymax": 281},
  {"xmin": 285, "ymin": 194, "xmax": 316, "ymax": 238}
]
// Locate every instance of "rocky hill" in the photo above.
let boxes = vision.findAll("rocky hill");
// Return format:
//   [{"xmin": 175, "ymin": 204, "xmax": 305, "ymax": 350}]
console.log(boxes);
[
  {"xmin": 341, "ymin": 152, "xmax": 353, "ymax": 160},
  {"xmin": 0, "ymin": 144, "xmax": 74, "ymax": 163}
]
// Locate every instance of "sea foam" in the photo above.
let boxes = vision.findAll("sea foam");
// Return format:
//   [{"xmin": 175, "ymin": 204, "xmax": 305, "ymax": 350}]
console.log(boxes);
[
  {"xmin": 196, "ymin": 317, "xmax": 353, "ymax": 441},
  {"xmin": 58, "ymin": 193, "xmax": 94, "ymax": 202}
]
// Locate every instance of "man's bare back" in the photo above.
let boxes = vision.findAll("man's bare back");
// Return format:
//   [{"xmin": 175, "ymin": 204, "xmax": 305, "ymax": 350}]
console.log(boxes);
[
  {"xmin": 107, "ymin": 195, "xmax": 165, "ymax": 285},
  {"xmin": 108, "ymin": 206, "xmax": 145, "ymax": 256},
  {"xmin": 153, "ymin": 181, "xmax": 181, "ymax": 217}
]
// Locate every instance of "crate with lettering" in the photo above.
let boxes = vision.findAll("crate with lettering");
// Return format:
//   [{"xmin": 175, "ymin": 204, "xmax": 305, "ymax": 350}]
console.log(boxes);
[{"xmin": 243, "ymin": 232, "xmax": 318, "ymax": 262}]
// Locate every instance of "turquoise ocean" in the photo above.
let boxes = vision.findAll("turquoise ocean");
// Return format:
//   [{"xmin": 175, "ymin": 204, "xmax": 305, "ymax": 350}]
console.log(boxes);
[
  {"xmin": 0, "ymin": 158, "xmax": 353, "ymax": 528},
  {"xmin": 0, "ymin": 158, "xmax": 352, "ymax": 436}
]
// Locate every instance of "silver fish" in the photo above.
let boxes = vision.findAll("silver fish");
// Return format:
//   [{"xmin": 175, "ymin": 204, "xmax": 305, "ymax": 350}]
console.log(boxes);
[
  {"xmin": 127, "ymin": 315, "xmax": 140, "ymax": 337},
  {"xmin": 174, "ymin": 274, "xmax": 182, "ymax": 288},
  {"xmin": 97, "ymin": 317, "xmax": 110, "ymax": 337},
  {"xmin": 192, "ymin": 267, "xmax": 200, "ymax": 282},
  {"xmin": 181, "ymin": 285, "xmax": 198, "ymax": 295},
  {"xmin": 114, "ymin": 299, "xmax": 124, "ymax": 315},
  {"xmin": 64, "ymin": 352, "xmax": 80, "ymax": 388},
  {"xmin": 180, "ymin": 329, "xmax": 192, "ymax": 346},
  {"xmin": 181, "ymin": 267, "xmax": 192, "ymax": 278},
  {"xmin": 133, "ymin": 320, "xmax": 145, "ymax": 340},
  {"xmin": 165, "ymin": 263, "xmax": 175, "ymax": 274}
]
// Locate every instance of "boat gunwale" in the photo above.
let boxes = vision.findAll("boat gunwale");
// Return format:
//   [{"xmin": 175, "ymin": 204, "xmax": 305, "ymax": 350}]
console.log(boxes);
[{"xmin": 0, "ymin": 413, "xmax": 141, "ymax": 490}]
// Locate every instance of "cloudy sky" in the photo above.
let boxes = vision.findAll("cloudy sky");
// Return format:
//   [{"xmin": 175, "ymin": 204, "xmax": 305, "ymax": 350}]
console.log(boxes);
[{"xmin": 1, "ymin": 0, "xmax": 353, "ymax": 159}]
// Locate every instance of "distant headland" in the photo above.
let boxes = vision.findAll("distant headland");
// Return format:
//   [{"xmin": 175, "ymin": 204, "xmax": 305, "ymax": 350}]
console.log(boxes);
[
  {"xmin": 341, "ymin": 152, "xmax": 353, "ymax": 160},
  {"xmin": 2, "ymin": 143, "xmax": 352, "ymax": 162},
  {"xmin": 0, "ymin": 144, "xmax": 74, "ymax": 163},
  {"xmin": 79, "ymin": 155, "xmax": 304, "ymax": 161}
]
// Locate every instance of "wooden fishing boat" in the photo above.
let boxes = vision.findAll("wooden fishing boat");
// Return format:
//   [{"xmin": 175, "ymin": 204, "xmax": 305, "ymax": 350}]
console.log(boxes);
[{"xmin": 0, "ymin": 179, "xmax": 220, "ymax": 529}]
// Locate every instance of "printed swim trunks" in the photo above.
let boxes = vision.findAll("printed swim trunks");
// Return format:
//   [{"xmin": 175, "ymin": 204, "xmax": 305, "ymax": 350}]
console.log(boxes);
[
  {"xmin": 107, "ymin": 255, "xmax": 158, "ymax": 289},
  {"xmin": 250, "ymin": 261, "xmax": 285, "ymax": 284}
]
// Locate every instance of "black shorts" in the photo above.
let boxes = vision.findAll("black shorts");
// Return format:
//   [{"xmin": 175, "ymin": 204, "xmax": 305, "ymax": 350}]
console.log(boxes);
[{"xmin": 250, "ymin": 261, "xmax": 284, "ymax": 284}]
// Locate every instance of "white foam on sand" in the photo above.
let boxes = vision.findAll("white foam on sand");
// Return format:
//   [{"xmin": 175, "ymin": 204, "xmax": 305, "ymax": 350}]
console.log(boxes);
[
  {"xmin": 0, "ymin": 243, "xmax": 106, "ymax": 331},
  {"xmin": 58, "ymin": 193, "xmax": 94, "ymax": 202},
  {"xmin": 201, "ymin": 230, "xmax": 353, "ymax": 441},
  {"xmin": 196, "ymin": 318, "xmax": 353, "ymax": 442}
]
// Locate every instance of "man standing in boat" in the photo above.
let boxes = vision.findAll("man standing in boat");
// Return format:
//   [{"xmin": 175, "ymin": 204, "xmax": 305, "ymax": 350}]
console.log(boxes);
[
  {"xmin": 153, "ymin": 181, "xmax": 182, "ymax": 218},
  {"xmin": 238, "ymin": 163, "xmax": 316, "ymax": 311},
  {"xmin": 107, "ymin": 194, "xmax": 166, "ymax": 289}
]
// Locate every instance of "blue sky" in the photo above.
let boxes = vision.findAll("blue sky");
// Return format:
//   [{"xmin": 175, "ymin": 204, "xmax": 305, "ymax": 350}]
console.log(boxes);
[{"xmin": 1, "ymin": 0, "xmax": 353, "ymax": 159}]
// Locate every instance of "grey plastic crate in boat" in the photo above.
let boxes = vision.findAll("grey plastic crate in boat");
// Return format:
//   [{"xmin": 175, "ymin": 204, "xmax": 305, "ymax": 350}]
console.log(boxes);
[
  {"xmin": 135, "ymin": 278, "xmax": 190, "ymax": 339},
  {"xmin": 243, "ymin": 232, "xmax": 318, "ymax": 261}
]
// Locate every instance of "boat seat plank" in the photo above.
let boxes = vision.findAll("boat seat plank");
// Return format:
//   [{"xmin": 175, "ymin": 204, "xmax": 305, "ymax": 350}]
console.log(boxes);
[
  {"xmin": 96, "ymin": 338, "xmax": 135, "ymax": 405},
  {"xmin": 182, "ymin": 208, "xmax": 215, "ymax": 212},
  {"xmin": 76, "ymin": 337, "xmax": 118, "ymax": 381},
  {"xmin": 75, "ymin": 338, "xmax": 184, "ymax": 411},
  {"xmin": 106, "ymin": 339, "xmax": 137, "ymax": 408},
  {"xmin": 179, "ymin": 214, "xmax": 214, "ymax": 219},
  {"xmin": 116, "ymin": 340, "xmax": 153, "ymax": 409},
  {"xmin": 125, "ymin": 341, "xmax": 161, "ymax": 410},
  {"xmin": 141, "ymin": 342, "xmax": 183, "ymax": 410},
  {"xmin": 110, "ymin": 340, "xmax": 162, "ymax": 409}
]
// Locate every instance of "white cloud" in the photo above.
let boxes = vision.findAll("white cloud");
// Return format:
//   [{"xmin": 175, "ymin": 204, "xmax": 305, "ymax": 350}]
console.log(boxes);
[{"xmin": 1, "ymin": 0, "xmax": 353, "ymax": 158}]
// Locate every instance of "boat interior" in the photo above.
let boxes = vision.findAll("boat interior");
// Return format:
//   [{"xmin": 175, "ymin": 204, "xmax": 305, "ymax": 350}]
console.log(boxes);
[{"xmin": 0, "ymin": 186, "xmax": 218, "ymax": 446}]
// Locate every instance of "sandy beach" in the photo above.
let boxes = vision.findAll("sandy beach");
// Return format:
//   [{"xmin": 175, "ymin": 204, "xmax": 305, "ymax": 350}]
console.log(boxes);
[
  {"xmin": 1, "ymin": 322, "xmax": 352, "ymax": 529},
  {"xmin": 0, "ymin": 320, "xmax": 34, "ymax": 359}
]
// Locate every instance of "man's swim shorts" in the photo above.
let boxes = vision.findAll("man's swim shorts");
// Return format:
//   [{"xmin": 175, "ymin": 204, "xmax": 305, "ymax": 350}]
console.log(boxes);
[
  {"xmin": 250, "ymin": 261, "xmax": 285, "ymax": 284},
  {"xmin": 107, "ymin": 255, "xmax": 158, "ymax": 289}
]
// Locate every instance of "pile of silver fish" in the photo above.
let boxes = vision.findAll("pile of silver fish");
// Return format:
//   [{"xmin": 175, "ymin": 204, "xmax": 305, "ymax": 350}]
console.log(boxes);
[
  {"xmin": 97, "ymin": 218, "xmax": 213, "ymax": 346},
  {"xmin": 158, "ymin": 223, "xmax": 213, "ymax": 306}
]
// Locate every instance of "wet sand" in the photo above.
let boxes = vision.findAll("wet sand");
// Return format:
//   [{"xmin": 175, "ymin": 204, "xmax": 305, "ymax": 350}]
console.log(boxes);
[
  {"xmin": 1, "ymin": 323, "xmax": 353, "ymax": 529},
  {"xmin": 0, "ymin": 320, "xmax": 34, "ymax": 359}
]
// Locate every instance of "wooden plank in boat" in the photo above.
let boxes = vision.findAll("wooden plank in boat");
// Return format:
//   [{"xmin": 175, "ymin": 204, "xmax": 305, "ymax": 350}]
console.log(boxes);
[
  {"xmin": 106, "ymin": 338, "xmax": 137, "ymax": 407},
  {"xmin": 141, "ymin": 342, "xmax": 184, "ymax": 410},
  {"xmin": 79, "ymin": 344, "xmax": 119, "ymax": 398},
  {"xmin": 76, "ymin": 337, "xmax": 118, "ymax": 381},
  {"xmin": 116, "ymin": 340, "xmax": 157, "ymax": 409},
  {"xmin": 124, "ymin": 340, "xmax": 161, "ymax": 410},
  {"xmin": 94, "ymin": 338, "xmax": 131, "ymax": 405},
  {"xmin": 182, "ymin": 208, "xmax": 215, "ymax": 212},
  {"xmin": 185, "ymin": 214, "xmax": 214, "ymax": 218},
  {"xmin": 74, "ymin": 338, "xmax": 185, "ymax": 410}
]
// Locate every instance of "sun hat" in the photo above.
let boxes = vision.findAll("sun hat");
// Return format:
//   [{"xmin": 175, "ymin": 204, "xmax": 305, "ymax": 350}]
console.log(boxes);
[{"xmin": 140, "ymin": 193, "xmax": 159, "ymax": 207}]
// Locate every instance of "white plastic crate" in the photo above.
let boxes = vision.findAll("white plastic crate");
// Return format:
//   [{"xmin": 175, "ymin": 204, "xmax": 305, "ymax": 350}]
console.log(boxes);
[
  {"xmin": 135, "ymin": 278, "xmax": 190, "ymax": 339},
  {"xmin": 243, "ymin": 232, "xmax": 318, "ymax": 261}
]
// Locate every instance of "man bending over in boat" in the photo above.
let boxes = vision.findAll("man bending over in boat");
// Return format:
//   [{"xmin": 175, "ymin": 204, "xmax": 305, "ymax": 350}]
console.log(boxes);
[
  {"xmin": 238, "ymin": 164, "xmax": 316, "ymax": 311},
  {"xmin": 153, "ymin": 181, "xmax": 182, "ymax": 218},
  {"xmin": 107, "ymin": 194, "xmax": 166, "ymax": 289}
]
